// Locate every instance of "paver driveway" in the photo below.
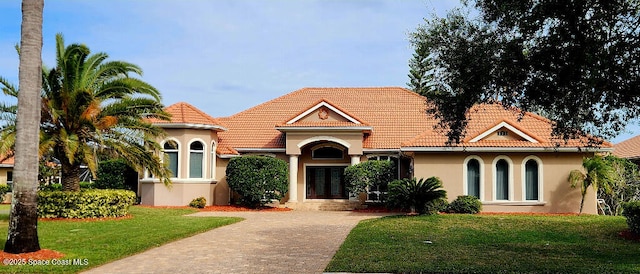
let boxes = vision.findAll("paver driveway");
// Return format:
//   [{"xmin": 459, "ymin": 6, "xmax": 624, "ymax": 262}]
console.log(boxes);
[{"xmin": 82, "ymin": 210, "xmax": 393, "ymax": 274}]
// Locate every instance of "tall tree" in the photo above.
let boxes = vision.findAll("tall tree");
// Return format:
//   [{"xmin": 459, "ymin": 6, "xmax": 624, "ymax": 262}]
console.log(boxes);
[
  {"xmin": 4, "ymin": 0, "xmax": 44, "ymax": 254},
  {"xmin": 0, "ymin": 34, "xmax": 172, "ymax": 191},
  {"xmin": 409, "ymin": 0, "xmax": 640, "ymax": 143}
]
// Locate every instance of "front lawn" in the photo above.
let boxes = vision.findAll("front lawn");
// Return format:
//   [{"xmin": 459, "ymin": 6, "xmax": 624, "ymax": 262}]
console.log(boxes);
[
  {"xmin": 0, "ymin": 206, "xmax": 242, "ymax": 273},
  {"xmin": 327, "ymin": 214, "xmax": 640, "ymax": 273}
]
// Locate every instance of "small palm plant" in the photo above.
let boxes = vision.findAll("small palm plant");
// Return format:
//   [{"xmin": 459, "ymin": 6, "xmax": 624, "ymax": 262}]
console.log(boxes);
[
  {"xmin": 568, "ymin": 155, "xmax": 617, "ymax": 214},
  {"xmin": 387, "ymin": 177, "xmax": 447, "ymax": 215}
]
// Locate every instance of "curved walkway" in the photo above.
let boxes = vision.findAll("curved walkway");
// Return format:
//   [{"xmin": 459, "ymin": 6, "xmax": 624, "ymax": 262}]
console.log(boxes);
[{"xmin": 82, "ymin": 210, "xmax": 393, "ymax": 274}]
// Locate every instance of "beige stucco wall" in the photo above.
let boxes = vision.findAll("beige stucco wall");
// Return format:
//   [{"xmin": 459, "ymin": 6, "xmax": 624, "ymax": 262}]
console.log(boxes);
[
  {"xmin": 412, "ymin": 152, "xmax": 597, "ymax": 214},
  {"xmin": 284, "ymin": 132, "xmax": 364, "ymax": 156},
  {"xmin": 140, "ymin": 180, "xmax": 215, "ymax": 206}
]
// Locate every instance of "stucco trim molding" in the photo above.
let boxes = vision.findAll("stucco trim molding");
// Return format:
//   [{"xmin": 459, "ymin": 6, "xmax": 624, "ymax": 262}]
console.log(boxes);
[{"xmin": 482, "ymin": 201, "xmax": 546, "ymax": 206}]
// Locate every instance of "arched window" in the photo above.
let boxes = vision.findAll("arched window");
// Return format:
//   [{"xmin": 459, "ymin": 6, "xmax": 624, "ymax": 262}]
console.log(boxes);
[
  {"xmin": 312, "ymin": 146, "xmax": 343, "ymax": 159},
  {"xmin": 495, "ymin": 158, "xmax": 510, "ymax": 200},
  {"xmin": 467, "ymin": 159, "xmax": 481, "ymax": 199},
  {"xmin": 163, "ymin": 140, "xmax": 179, "ymax": 177},
  {"xmin": 524, "ymin": 159, "xmax": 540, "ymax": 201},
  {"xmin": 189, "ymin": 141, "xmax": 204, "ymax": 178}
]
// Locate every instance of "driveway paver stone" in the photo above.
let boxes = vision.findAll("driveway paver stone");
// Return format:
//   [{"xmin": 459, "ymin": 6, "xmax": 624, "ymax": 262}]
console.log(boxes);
[{"xmin": 82, "ymin": 210, "xmax": 393, "ymax": 274}]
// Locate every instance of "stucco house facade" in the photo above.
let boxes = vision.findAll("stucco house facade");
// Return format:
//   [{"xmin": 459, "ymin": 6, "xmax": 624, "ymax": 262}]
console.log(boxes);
[{"xmin": 140, "ymin": 87, "xmax": 610, "ymax": 214}]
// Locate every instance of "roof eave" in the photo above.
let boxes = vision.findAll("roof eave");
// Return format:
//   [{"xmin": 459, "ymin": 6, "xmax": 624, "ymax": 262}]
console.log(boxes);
[
  {"xmin": 400, "ymin": 146, "xmax": 614, "ymax": 153},
  {"xmin": 157, "ymin": 123, "xmax": 227, "ymax": 131},
  {"xmin": 275, "ymin": 126, "xmax": 373, "ymax": 132}
]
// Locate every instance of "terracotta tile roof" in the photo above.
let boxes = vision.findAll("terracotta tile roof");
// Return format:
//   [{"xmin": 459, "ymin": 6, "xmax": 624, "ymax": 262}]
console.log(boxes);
[
  {"xmin": 613, "ymin": 135, "xmax": 640, "ymax": 159},
  {"xmin": 150, "ymin": 102, "xmax": 226, "ymax": 128},
  {"xmin": 0, "ymin": 156, "xmax": 13, "ymax": 166},
  {"xmin": 402, "ymin": 104, "xmax": 611, "ymax": 148},
  {"xmin": 217, "ymin": 87, "xmax": 431, "ymax": 154},
  {"xmin": 282, "ymin": 98, "xmax": 369, "ymax": 125},
  {"xmin": 204, "ymin": 87, "xmax": 609, "ymax": 155}
]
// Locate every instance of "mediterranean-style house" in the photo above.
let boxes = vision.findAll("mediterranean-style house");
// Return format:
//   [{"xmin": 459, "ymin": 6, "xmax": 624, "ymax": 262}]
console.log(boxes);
[{"xmin": 139, "ymin": 87, "xmax": 611, "ymax": 214}]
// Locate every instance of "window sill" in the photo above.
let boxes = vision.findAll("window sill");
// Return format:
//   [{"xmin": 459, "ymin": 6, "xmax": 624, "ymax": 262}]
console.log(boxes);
[{"xmin": 482, "ymin": 201, "xmax": 546, "ymax": 206}]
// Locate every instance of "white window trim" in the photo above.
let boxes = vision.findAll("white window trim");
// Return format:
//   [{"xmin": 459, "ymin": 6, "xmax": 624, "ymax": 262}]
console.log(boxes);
[
  {"xmin": 210, "ymin": 140, "xmax": 217, "ymax": 180},
  {"xmin": 463, "ymin": 155, "xmax": 485, "ymax": 201},
  {"xmin": 492, "ymin": 155, "xmax": 514, "ymax": 201},
  {"xmin": 187, "ymin": 139, "xmax": 206, "ymax": 179},
  {"xmin": 521, "ymin": 155, "xmax": 544, "ymax": 202},
  {"xmin": 158, "ymin": 138, "xmax": 181, "ymax": 179}
]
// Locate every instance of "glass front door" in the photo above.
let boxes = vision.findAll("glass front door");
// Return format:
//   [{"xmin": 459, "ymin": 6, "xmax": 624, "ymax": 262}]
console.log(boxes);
[{"xmin": 306, "ymin": 166, "xmax": 347, "ymax": 199}]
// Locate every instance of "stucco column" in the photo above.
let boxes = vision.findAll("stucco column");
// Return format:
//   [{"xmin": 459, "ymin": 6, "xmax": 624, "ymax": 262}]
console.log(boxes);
[
  {"xmin": 351, "ymin": 155, "xmax": 361, "ymax": 166},
  {"xmin": 288, "ymin": 155, "xmax": 299, "ymax": 202}
]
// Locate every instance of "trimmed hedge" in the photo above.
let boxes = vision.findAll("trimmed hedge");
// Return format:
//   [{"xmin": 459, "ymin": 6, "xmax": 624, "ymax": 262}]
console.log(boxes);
[
  {"xmin": 344, "ymin": 160, "xmax": 395, "ymax": 198},
  {"xmin": 448, "ymin": 195, "xmax": 482, "ymax": 214},
  {"xmin": 622, "ymin": 201, "xmax": 640, "ymax": 234},
  {"xmin": 226, "ymin": 156, "xmax": 288, "ymax": 208},
  {"xmin": 38, "ymin": 189, "xmax": 136, "ymax": 218}
]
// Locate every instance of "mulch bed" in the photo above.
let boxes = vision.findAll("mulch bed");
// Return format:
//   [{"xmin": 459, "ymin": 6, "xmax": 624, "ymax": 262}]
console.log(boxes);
[
  {"xmin": 0, "ymin": 249, "xmax": 65, "ymax": 261},
  {"xmin": 619, "ymin": 230, "xmax": 640, "ymax": 242},
  {"xmin": 137, "ymin": 204, "xmax": 292, "ymax": 212}
]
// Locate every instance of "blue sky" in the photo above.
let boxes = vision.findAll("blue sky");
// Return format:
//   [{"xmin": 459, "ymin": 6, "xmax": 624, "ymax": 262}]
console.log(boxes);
[{"xmin": 0, "ymin": 0, "xmax": 636, "ymax": 143}]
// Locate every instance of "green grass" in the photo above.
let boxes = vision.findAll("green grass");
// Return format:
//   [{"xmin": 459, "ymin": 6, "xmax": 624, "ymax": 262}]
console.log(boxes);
[
  {"xmin": 0, "ymin": 206, "xmax": 242, "ymax": 273},
  {"xmin": 327, "ymin": 214, "xmax": 640, "ymax": 273}
]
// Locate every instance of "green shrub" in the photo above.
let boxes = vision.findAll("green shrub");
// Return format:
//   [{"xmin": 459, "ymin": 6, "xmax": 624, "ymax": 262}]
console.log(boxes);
[
  {"xmin": 622, "ymin": 201, "xmax": 640, "ymax": 234},
  {"xmin": 189, "ymin": 197, "xmax": 206, "ymax": 208},
  {"xmin": 386, "ymin": 177, "xmax": 447, "ymax": 214},
  {"xmin": 95, "ymin": 159, "xmax": 138, "ymax": 190},
  {"xmin": 448, "ymin": 195, "xmax": 482, "ymax": 214},
  {"xmin": 424, "ymin": 198, "xmax": 449, "ymax": 215},
  {"xmin": 40, "ymin": 182, "xmax": 93, "ymax": 191},
  {"xmin": 0, "ymin": 184, "xmax": 10, "ymax": 203},
  {"xmin": 38, "ymin": 189, "xmax": 136, "ymax": 218},
  {"xmin": 226, "ymin": 156, "xmax": 288, "ymax": 208},
  {"xmin": 344, "ymin": 160, "xmax": 395, "ymax": 199}
]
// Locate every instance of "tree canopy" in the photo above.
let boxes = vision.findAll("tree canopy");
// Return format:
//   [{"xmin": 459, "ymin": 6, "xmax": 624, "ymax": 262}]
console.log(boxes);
[
  {"xmin": 0, "ymin": 33, "xmax": 172, "ymax": 191},
  {"xmin": 409, "ymin": 0, "xmax": 640, "ymax": 143}
]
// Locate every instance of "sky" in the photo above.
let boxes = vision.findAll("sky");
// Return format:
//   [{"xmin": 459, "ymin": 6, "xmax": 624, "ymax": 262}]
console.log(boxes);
[{"xmin": 0, "ymin": 0, "xmax": 637, "ymax": 143}]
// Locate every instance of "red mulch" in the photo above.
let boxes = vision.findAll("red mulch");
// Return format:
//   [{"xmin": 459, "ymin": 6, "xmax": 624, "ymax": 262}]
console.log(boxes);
[
  {"xmin": 619, "ymin": 230, "xmax": 640, "ymax": 242},
  {"xmin": 0, "ymin": 249, "xmax": 65, "ymax": 261},
  {"xmin": 137, "ymin": 204, "xmax": 292, "ymax": 211},
  {"xmin": 479, "ymin": 212, "xmax": 579, "ymax": 216}
]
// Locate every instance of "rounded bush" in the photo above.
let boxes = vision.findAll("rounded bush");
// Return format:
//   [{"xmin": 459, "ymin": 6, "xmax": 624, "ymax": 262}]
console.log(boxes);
[
  {"xmin": 344, "ymin": 160, "xmax": 395, "ymax": 198},
  {"xmin": 622, "ymin": 201, "xmax": 640, "ymax": 234},
  {"xmin": 0, "ymin": 184, "xmax": 10, "ymax": 203},
  {"xmin": 424, "ymin": 198, "xmax": 449, "ymax": 215},
  {"xmin": 226, "ymin": 156, "xmax": 288, "ymax": 208},
  {"xmin": 448, "ymin": 195, "xmax": 482, "ymax": 214},
  {"xmin": 189, "ymin": 197, "xmax": 206, "ymax": 208},
  {"xmin": 95, "ymin": 159, "xmax": 138, "ymax": 190}
]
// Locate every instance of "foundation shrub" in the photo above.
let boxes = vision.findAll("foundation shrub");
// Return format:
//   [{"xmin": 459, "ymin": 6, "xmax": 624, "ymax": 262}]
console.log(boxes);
[
  {"xmin": 386, "ymin": 177, "xmax": 447, "ymax": 214},
  {"xmin": 424, "ymin": 197, "xmax": 449, "ymax": 215},
  {"xmin": 448, "ymin": 195, "xmax": 482, "ymax": 214},
  {"xmin": 344, "ymin": 160, "xmax": 395, "ymax": 201},
  {"xmin": 189, "ymin": 197, "xmax": 207, "ymax": 208},
  {"xmin": 0, "ymin": 184, "xmax": 10, "ymax": 203},
  {"xmin": 622, "ymin": 201, "xmax": 640, "ymax": 234},
  {"xmin": 38, "ymin": 189, "xmax": 136, "ymax": 218},
  {"xmin": 226, "ymin": 156, "xmax": 288, "ymax": 208}
]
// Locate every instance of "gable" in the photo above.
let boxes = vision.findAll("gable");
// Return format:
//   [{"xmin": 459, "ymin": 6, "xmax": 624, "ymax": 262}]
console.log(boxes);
[
  {"xmin": 285, "ymin": 99, "xmax": 365, "ymax": 125},
  {"xmin": 468, "ymin": 121, "xmax": 540, "ymax": 143}
]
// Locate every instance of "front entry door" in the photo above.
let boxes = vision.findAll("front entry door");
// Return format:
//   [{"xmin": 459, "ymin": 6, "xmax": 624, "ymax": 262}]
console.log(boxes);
[{"xmin": 306, "ymin": 166, "xmax": 347, "ymax": 199}]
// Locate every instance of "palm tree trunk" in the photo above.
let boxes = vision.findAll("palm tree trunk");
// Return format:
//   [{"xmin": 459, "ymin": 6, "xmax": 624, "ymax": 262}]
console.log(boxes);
[
  {"xmin": 4, "ymin": 0, "xmax": 44, "ymax": 254},
  {"xmin": 61, "ymin": 162, "xmax": 81, "ymax": 191}
]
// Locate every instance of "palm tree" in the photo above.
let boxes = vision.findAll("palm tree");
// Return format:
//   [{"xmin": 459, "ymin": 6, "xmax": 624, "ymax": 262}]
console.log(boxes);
[
  {"xmin": 387, "ymin": 177, "xmax": 447, "ymax": 215},
  {"xmin": 568, "ymin": 155, "xmax": 617, "ymax": 214},
  {"xmin": 4, "ymin": 0, "xmax": 44, "ymax": 254},
  {"xmin": 0, "ymin": 33, "xmax": 172, "ymax": 192}
]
